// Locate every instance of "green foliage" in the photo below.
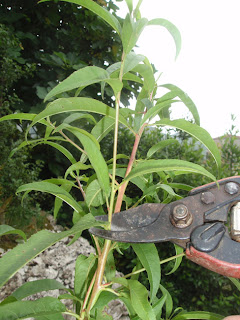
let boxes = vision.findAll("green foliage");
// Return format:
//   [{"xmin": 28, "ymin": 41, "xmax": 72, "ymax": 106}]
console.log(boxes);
[
  {"xmin": 0, "ymin": 24, "xmax": 43, "ymax": 233},
  {"xmin": 0, "ymin": 1, "xmax": 229, "ymax": 319}
]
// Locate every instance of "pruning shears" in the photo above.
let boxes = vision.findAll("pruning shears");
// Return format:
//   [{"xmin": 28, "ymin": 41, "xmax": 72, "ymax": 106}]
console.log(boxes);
[{"xmin": 90, "ymin": 176, "xmax": 240, "ymax": 278}]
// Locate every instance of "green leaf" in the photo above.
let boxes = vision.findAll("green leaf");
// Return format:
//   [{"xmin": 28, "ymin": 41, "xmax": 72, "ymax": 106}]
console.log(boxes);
[
  {"xmin": 11, "ymin": 279, "xmax": 67, "ymax": 300},
  {"xmin": 128, "ymin": 280, "xmax": 156, "ymax": 320},
  {"xmin": 147, "ymin": 18, "xmax": 181, "ymax": 59},
  {"xmin": 74, "ymin": 254, "xmax": 96, "ymax": 299},
  {"xmin": 28, "ymin": 97, "xmax": 131, "ymax": 132},
  {"xmin": 63, "ymin": 112, "xmax": 97, "ymax": 125},
  {"xmin": 59, "ymin": 0, "xmax": 122, "ymax": 35},
  {"xmin": 45, "ymin": 66, "xmax": 110, "ymax": 101},
  {"xmin": 9, "ymin": 137, "xmax": 66, "ymax": 158},
  {"xmin": 122, "ymin": 14, "xmax": 148, "ymax": 54},
  {"xmin": 65, "ymin": 127, "xmax": 110, "ymax": 195},
  {"xmin": 105, "ymin": 251, "xmax": 116, "ymax": 282},
  {"xmin": 168, "ymin": 183, "xmax": 193, "ymax": 192},
  {"xmin": 153, "ymin": 119, "xmax": 221, "ymax": 168},
  {"xmin": 0, "ymin": 214, "xmax": 100, "ymax": 289},
  {"xmin": 0, "ymin": 113, "xmax": 48, "ymax": 126},
  {"xmin": 35, "ymin": 314, "xmax": 65, "ymax": 320},
  {"xmin": 86, "ymin": 179, "xmax": 105, "ymax": 207},
  {"xmin": 166, "ymin": 244, "xmax": 184, "ymax": 275},
  {"xmin": 65, "ymin": 162, "xmax": 92, "ymax": 179},
  {"xmin": 16, "ymin": 181, "xmax": 82, "ymax": 213},
  {"xmin": 53, "ymin": 183, "xmax": 73, "ymax": 219},
  {"xmin": 123, "ymin": 52, "xmax": 145, "ymax": 74},
  {"xmin": 122, "ymin": 72, "xmax": 143, "ymax": 84},
  {"xmin": 92, "ymin": 290, "xmax": 118, "ymax": 312},
  {"xmin": 171, "ymin": 311, "xmax": 224, "ymax": 320},
  {"xmin": 123, "ymin": 159, "xmax": 216, "ymax": 184},
  {"xmin": 147, "ymin": 139, "xmax": 179, "ymax": 158},
  {"xmin": 132, "ymin": 243, "xmax": 160, "ymax": 302},
  {"xmin": 153, "ymin": 295, "xmax": 167, "ymax": 318},
  {"xmin": 159, "ymin": 284, "xmax": 173, "ymax": 319},
  {"xmin": 91, "ymin": 116, "xmax": 115, "ymax": 142},
  {"xmin": 0, "ymin": 297, "xmax": 66, "ymax": 320},
  {"xmin": 228, "ymin": 277, "xmax": 240, "ymax": 291},
  {"xmin": 160, "ymin": 84, "xmax": 200, "ymax": 125},
  {"xmin": 142, "ymin": 184, "xmax": 179, "ymax": 200},
  {"xmin": 133, "ymin": 63, "xmax": 155, "ymax": 94},
  {"xmin": 44, "ymin": 141, "xmax": 77, "ymax": 164},
  {"xmin": 0, "ymin": 225, "xmax": 26, "ymax": 241},
  {"xmin": 140, "ymin": 99, "xmax": 178, "ymax": 126},
  {"xmin": 125, "ymin": 0, "xmax": 133, "ymax": 13}
]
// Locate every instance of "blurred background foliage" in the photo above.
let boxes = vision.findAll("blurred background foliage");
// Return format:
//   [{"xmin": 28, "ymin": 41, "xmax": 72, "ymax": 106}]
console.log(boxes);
[{"xmin": 0, "ymin": 0, "xmax": 240, "ymax": 316}]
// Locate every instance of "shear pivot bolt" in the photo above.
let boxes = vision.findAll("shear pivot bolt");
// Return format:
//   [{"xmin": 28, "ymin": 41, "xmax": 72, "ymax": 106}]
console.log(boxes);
[
  {"xmin": 225, "ymin": 182, "xmax": 239, "ymax": 195},
  {"xmin": 171, "ymin": 204, "xmax": 193, "ymax": 228}
]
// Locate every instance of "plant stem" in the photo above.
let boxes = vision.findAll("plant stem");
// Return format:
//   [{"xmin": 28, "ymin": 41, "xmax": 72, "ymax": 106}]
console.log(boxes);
[
  {"xmin": 115, "ymin": 123, "xmax": 146, "ymax": 212},
  {"xmin": 76, "ymin": 176, "xmax": 86, "ymax": 200},
  {"xmin": 59, "ymin": 129, "xmax": 86, "ymax": 154},
  {"xmin": 123, "ymin": 253, "xmax": 186, "ymax": 279},
  {"xmin": 83, "ymin": 52, "xmax": 126, "ymax": 316},
  {"xmin": 86, "ymin": 239, "xmax": 111, "ymax": 312},
  {"xmin": 108, "ymin": 51, "xmax": 126, "ymax": 223},
  {"xmin": 81, "ymin": 271, "xmax": 97, "ymax": 317}
]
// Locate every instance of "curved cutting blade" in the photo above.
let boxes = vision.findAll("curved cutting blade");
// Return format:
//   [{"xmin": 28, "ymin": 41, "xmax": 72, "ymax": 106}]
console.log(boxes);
[{"xmin": 90, "ymin": 202, "xmax": 193, "ymax": 243}]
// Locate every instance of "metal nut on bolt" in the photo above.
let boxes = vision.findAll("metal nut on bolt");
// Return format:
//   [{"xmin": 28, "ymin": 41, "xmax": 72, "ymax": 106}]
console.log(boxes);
[
  {"xmin": 170, "ymin": 204, "xmax": 193, "ymax": 228},
  {"xmin": 225, "ymin": 182, "xmax": 239, "ymax": 195}
]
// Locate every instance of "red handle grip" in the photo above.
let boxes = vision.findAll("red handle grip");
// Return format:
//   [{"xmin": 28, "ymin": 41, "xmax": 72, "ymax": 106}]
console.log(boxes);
[{"xmin": 186, "ymin": 246, "xmax": 240, "ymax": 278}]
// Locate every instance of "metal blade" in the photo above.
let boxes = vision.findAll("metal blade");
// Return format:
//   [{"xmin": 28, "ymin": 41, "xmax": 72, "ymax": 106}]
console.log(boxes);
[
  {"xmin": 96, "ymin": 203, "xmax": 163, "ymax": 231},
  {"xmin": 90, "ymin": 202, "xmax": 194, "ymax": 244}
]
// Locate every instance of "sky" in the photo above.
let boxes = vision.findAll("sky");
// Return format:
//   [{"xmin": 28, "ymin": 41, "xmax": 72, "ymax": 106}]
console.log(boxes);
[{"xmin": 117, "ymin": 0, "xmax": 240, "ymax": 138}]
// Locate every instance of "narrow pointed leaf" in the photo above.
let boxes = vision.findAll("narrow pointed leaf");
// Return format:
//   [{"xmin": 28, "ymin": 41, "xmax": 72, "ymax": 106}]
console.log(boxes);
[
  {"xmin": 123, "ymin": 52, "xmax": 145, "ymax": 74},
  {"xmin": 132, "ymin": 243, "xmax": 160, "ymax": 302},
  {"xmin": 0, "ymin": 113, "xmax": 49, "ymax": 126},
  {"xmin": 228, "ymin": 277, "xmax": 240, "ymax": 291},
  {"xmin": 133, "ymin": 63, "xmax": 155, "ymax": 93},
  {"xmin": 11, "ymin": 279, "xmax": 67, "ymax": 300},
  {"xmin": 0, "ymin": 297, "xmax": 66, "ymax": 320},
  {"xmin": 65, "ymin": 162, "xmax": 92, "ymax": 179},
  {"xmin": 166, "ymin": 244, "xmax": 184, "ymax": 275},
  {"xmin": 9, "ymin": 137, "xmax": 66, "ymax": 158},
  {"xmin": 16, "ymin": 181, "xmax": 82, "ymax": 213},
  {"xmin": 75, "ymin": 254, "xmax": 96, "ymax": 299},
  {"xmin": 153, "ymin": 119, "xmax": 221, "ymax": 167},
  {"xmin": 140, "ymin": 99, "xmax": 178, "ymax": 126},
  {"xmin": 153, "ymin": 295, "xmax": 167, "ymax": 318},
  {"xmin": 128, "ymin": 280, "xmax": 156, "ymax": 320},
  {"xmin": 45, "ymin": 66, "xmax": 109, "ymax": 101},
  {"xmin": 44, "ymin": 141, "xmax": 77, "ymax": 164},
  {"xmin": 122, "ymin": 72, "xmax": 143, "ymax": 84},
  {"xmin": 0, "ymin": 225, "xmax": 26, "ymax": 241},
  {"xmin": 86, "ymin": 179, "xmax": 105, "ymax": 207},
  {"xmin": 148, "ymin": 18, "xmax": 181, "ymax": 59},
  {"xmin": 65, "ymin": 127, "xmax": 110, "ymax": 195},
  {"xmin": 57, "ymin": 0, "xmax": 121, "ymax": 35},
  {"xmin": 91, "ymin": 116, "xmax": 115, "ymax": 142},
  {"xmin": 28, "ymin": 97, "xmax": 131, "ymax": 132},
  {"xmin": 147, "ymin": 139, "xmax": 179, "ymax": 158},
  {"xmin": 171, "ymin": 311, "xmax": 224, "ymax": 320},
  {"xmin": 123, "ymin": 159, "xmax": 216, "ymax": 184},
  {"xmin": 63, "ymin": 112, "xmax": 97, "ymax": 125},
  {"xmin": 0, "ymin": 214, "xmax": 101, "ymax": 288},
  {"xmin": 122, "ymin": 14, "xmax": 148, "ymax": 54},
  {"xmin": 159, "ymin": 284, "xmax": 173, "ymax": 319},
  {"xmin": 160, "ymin": 84, "xmax": 200, "ymax": 124},
  {"xmin": 125, "ymin": 0, "xmax": 133, "ymax": 13}
]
